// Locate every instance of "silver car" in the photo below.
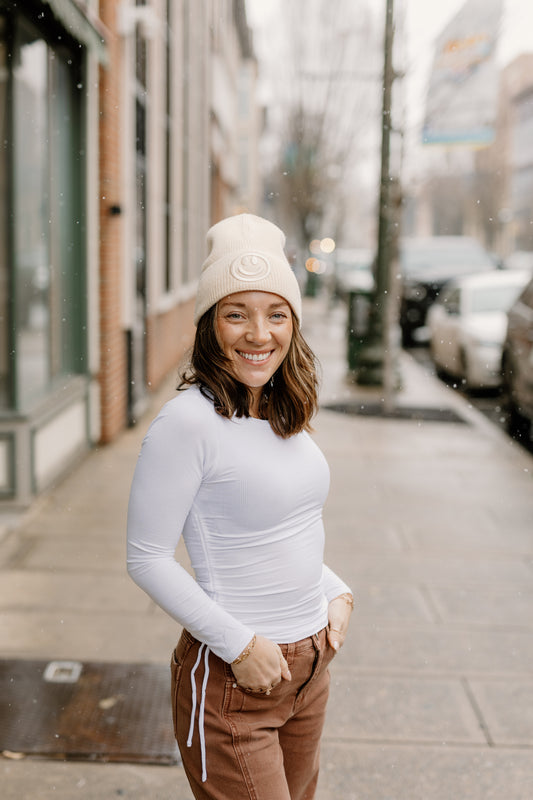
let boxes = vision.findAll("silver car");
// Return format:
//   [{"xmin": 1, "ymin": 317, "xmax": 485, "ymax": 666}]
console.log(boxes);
[{"xmin": 428, "ymin": 270, "xmax": 531, "ymax": 391}]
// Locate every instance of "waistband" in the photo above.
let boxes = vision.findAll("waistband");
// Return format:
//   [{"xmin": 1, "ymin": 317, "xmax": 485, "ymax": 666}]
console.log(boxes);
[{"xmin": 179, "ymin": 627, "xmax": 326, "ymax": 661}]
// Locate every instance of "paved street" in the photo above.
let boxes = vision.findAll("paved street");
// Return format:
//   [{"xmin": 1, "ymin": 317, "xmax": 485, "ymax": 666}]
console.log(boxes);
[{"xmin": 1, "ymin": 295, "xmax": 533, "ymax": 799}]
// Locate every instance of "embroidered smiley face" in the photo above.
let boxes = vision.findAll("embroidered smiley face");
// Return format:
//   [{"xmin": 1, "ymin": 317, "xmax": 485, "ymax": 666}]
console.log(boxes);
[{"xmin": 230, "ymin": 253, "xmax": 271, "ymax": 281}]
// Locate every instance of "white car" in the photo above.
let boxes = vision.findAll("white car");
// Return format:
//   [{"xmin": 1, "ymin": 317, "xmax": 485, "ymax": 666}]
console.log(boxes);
[{"xmin": 427, "ymin": 269, "xmax": 532, "ymax": 390}]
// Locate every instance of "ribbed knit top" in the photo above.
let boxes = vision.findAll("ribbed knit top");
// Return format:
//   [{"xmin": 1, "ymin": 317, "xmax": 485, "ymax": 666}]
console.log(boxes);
[{"xmin": 127, "ymin": 385, "xmax": 350, "ymax": 663}]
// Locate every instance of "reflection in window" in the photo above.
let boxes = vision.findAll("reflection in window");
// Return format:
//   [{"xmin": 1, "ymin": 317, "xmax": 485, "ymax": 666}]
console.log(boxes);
[
  {"xmin": 0, "ymin": 15, "xmax": 10, "ymax": 407},
  {"xmin": 13, "ymin": 30, "xmax": 49, "ymax": 405},
  {"xmin": 11, "ymin": 18, "xmax": 84, "ymax": 410},
  {"xmin": 164, "ymin": 0, "xmax": 173, "ymax": 293}
]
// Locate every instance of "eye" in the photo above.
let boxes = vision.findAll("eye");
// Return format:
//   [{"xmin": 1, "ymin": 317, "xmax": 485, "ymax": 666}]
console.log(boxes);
[
  {"xmin": 224, "ymin": 311, "xmax": 245, "ymax": 320},
  {"xmin": 271, "ymin": 311, "xmax": 288, "ymax": 320}
]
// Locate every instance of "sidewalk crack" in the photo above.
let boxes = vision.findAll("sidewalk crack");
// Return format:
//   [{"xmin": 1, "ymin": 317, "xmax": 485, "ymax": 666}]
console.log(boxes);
[{"xmin": 462, "ymin": 677, "xmax": 494, "ymax": 746}]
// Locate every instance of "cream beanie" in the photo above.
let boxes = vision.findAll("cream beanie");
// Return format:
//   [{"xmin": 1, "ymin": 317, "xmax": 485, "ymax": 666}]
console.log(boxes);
[{"xmin": 193, "ymin": 213, "xmax": 302, "ymax": 325}]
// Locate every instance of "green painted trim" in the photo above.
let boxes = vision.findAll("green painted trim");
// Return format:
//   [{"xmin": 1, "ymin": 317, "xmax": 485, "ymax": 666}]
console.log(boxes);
[
  {"xmin": 0, "ymin": 432, "xmax": 15, "ymax": 497},
  {"xmin": 41, "ymin": 0, "xmax": 108, "ymax": 66}
]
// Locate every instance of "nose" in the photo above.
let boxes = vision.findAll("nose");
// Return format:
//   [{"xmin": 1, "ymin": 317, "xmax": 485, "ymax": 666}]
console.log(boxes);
[{"xmin": 245, "ymin": 315, "xmax": 271, "ymax": 344}]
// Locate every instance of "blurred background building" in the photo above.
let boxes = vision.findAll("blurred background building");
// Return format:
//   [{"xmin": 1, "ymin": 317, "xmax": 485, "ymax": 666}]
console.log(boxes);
[
  {"xmin": 0, "ymin": 0, "xmax": 259, "ymax": 507},
  {"xmin": 403, "ymin": 50, "xmax": 533, "ymax": 257}
]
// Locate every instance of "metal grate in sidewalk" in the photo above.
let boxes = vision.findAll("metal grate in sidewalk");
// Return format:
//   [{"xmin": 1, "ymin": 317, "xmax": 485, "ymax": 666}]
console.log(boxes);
[
  {"xmin": 0, "ymin": 659, "xmax": 179, "ymax": 765},
  {"xmin": 323, "ymin": 401, "xmax": 468, "ymax": 424}
]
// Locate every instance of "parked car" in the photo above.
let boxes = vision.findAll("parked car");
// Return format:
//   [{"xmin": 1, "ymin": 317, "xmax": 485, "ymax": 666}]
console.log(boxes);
[
  {"xmin": 427, "ymin": 269, "xmax": 532, "ymax": 391},
  {"xmin": 331, "ymin": 248, "xmax": 374, "ymax": 301},
  {"xmin": 400, "ymin": 236, "xmax": 497, "ymax": 346},
  {"xmin": 501, "ymin": 275, "xmax": 533, "ymax": 442}
]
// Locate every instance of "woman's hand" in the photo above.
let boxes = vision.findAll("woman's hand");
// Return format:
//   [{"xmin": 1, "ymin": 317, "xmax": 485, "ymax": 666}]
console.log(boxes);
[
  {"xmin": 327, "ymin": 593, "xmax": 353, "ymax": 652},
  {"xmin": 231, "ymin": 635, "xmax": 291, "ymax": 694}
]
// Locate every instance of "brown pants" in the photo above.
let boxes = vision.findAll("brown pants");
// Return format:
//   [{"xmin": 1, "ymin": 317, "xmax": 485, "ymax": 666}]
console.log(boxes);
[{"xmin": 171, "ymin": 627, "xmax": 335, "ymax": 800}]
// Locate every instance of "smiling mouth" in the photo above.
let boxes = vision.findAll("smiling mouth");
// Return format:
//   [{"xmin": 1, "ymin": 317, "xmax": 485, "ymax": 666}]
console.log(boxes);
[{"xmin": 237, "ymin": 350, "xmax": 273, "ymax": 362}]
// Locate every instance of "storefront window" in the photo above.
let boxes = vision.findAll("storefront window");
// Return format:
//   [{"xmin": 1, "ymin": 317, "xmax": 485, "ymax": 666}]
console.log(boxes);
[
  {"xmin": 13, "ymin": 29, "xmax": 49, "ymax": 405},
  {"xmin": 0, "ymin": 15, "xmax": 10, "ymax": 408},
  {"xmin": 11, "ymin": 17, "xmax": 84, "ymax": 410},
  {"xmin": 164, "ymin": 0, "xmax": 173, "ymax": 293}
]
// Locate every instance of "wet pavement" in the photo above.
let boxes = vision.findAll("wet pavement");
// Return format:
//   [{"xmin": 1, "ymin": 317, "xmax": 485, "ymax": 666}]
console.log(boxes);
[
  {"xmin": 1, "ymin": 295, "xmax": 533, "ymax": 799},
  {"xmin": 406, "ymin": 343, "xmax": 533, "ymax": 457}
]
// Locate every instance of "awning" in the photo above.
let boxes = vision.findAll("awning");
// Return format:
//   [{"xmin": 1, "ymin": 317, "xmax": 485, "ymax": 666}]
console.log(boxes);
[{"xmin": 42, "ymin": 0, "xmax": 109, "ymax": 66}]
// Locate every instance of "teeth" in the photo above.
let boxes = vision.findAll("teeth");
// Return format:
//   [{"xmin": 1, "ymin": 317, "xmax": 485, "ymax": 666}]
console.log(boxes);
[{"xmin": 239, "ymin": 351, "xmax": 271, "ymax": 362}]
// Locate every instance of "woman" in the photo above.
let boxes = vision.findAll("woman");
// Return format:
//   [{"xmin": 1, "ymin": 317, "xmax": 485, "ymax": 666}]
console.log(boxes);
[{"xmin": 127, "ymin": 213, "xmax": 353, "ymax": 800}]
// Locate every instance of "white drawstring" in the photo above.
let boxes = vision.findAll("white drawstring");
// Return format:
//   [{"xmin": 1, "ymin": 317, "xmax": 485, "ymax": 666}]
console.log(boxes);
[
  {"xmin": 198, "ymin": 645, "xmax": 210, "ymax": 782},
  {"xmin": 187, "ymin": 644, "xmax": 203, "ymax": 746},
  {"xmin": 187, "ymin": 642, "xmax": 210, "ymax": 782}
]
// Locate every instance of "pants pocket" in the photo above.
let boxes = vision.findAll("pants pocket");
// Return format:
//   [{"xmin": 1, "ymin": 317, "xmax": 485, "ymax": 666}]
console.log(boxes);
[
  {"xmin": 170, "ymin": 630, "xmax": 195, "ymax": 737},
  {"xmin": 322, "ymin": 638, "xmax": 338, "ymax": 669}
]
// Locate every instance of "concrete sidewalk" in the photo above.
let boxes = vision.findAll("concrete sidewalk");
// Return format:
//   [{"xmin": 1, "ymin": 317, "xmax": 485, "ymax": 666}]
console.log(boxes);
[{"xmin": 1, "ymin": 295, "xmax": 533, "ymax": 799}]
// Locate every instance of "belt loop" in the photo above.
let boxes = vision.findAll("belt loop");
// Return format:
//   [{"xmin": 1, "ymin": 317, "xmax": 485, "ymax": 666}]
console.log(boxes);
[{"xmin": 286, "ymin": 640, "xmax": 295, "ymax": 660}]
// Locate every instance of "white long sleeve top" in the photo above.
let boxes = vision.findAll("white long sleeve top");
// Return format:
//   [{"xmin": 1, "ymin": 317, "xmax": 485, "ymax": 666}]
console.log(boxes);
[{"xmin": 127, "ymin": 385, "xmax": 351, "ymax": 664}]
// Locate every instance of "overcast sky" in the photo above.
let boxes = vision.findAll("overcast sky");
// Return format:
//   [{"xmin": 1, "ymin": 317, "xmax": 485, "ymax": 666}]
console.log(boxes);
[
  {"xmin": 406, "ymin": 0, "xmax": 533, "ymax": 67},
  {"xmin": 245, "ymin": 0, "xmax": 533, "ymax": 189},
  {"xmin": 404, "ymin": 0, "xmax": 533, "ymax": 127},
  {"xmin": 246, "ymin": 0, "xmax": 533, "ymax": 120}
]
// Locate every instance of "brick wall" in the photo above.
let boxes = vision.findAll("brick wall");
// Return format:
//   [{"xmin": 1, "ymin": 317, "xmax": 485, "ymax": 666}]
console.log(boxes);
[
  {"xmin": 146, "ymin": 297, "xmax": 195, "ymax": 390},
  {"xmin": 98, "ymin": 0, "xmax": 128, "ymax": 443}
]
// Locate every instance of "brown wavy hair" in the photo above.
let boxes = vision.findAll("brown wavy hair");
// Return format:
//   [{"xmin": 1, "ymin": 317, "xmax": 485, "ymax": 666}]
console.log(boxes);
[{"xmin": 178, "ymin": 305, "xmax": 319, "ymax": 438}]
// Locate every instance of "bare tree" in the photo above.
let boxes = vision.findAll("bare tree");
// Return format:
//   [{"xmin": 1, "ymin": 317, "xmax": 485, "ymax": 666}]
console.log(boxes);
[{"xmin": 260, "ymin": 0, "xmax": 381, "ymax": 250}]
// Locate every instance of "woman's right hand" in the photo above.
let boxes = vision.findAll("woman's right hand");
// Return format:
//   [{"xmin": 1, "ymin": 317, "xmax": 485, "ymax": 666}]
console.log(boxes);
[{"xmin": 231, "ymin": 635, "xmax": 291, "ymax": 694}]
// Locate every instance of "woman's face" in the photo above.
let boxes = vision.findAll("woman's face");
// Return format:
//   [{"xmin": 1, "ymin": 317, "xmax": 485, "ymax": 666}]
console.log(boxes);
[{"xmin": 216, "ymin": 291, "xmax": 293, "ymax": 395}]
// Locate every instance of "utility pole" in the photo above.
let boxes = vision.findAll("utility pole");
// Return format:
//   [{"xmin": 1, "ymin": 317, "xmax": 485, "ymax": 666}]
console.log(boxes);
[{"xmin": 354, "ymin": 0, "xmax": 399, "ymax": 393}]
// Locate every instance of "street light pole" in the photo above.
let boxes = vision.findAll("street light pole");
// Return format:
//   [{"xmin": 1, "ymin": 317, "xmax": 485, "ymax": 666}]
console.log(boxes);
[{"xmin": 354, "ymin": 0, "xmax": 398, "ymax": 389}]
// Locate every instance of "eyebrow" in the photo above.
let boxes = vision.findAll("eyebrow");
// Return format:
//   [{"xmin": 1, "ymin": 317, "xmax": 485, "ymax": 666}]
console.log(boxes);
[{"xmin": 218, "ymin": 299, "xmax": 290, "ymax": 310}]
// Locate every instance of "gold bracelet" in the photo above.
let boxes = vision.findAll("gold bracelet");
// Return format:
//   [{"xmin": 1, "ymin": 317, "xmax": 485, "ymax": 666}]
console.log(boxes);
[
  {"xmin": 338, "ymin": 592, "xmax": 354, "ymax": 610},
  {"xmin": 232, "ymin": 634, "xmax": 257, "ymax": 665}
]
